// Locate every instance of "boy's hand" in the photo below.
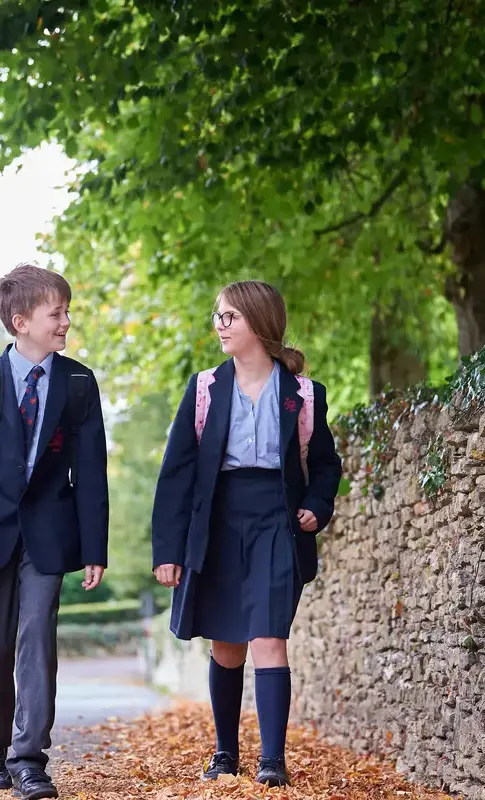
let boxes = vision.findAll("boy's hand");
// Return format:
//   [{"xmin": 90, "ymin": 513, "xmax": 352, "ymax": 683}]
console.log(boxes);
[
  {"xmin": 154, "ymin": 564, "xmax": 182, "ymax": 588},
  {"xmin": 82, "ymin": 565, "xmax": 105, "ymax": 590}
]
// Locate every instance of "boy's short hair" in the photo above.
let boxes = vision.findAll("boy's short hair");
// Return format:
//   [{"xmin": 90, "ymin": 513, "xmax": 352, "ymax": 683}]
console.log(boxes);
[{"xmin": 0, "ymin": 263, "xmax": 71, "ymax": 336}]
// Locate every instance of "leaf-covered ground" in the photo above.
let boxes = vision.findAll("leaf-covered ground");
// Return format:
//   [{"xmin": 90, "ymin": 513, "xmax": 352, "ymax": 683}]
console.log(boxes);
[{"xmin": 55, "ymin": 703, "xmax": 454, "ymax": 800}]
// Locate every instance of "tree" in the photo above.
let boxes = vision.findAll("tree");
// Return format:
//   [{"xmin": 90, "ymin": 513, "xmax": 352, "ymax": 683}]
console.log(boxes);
[
  {"xmin": 0, "ymin": 0, "xmax": 482, "ymax": 403},
  {"xmin": 48, "ymin": 154, "xmax": 457, "ymax": 410},
  {"xmin": 445, "ymin": 184, "xmax": 485, "ymax": 355}
]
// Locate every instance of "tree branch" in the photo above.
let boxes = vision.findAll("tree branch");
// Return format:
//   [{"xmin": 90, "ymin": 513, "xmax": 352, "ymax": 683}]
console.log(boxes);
[
  {"xmin": 445, "ymin": 0, "xmax": 454, "ymax": 24},
  {"xmin": 314, "ymin": 168, "xmax": 408, "ymax": 238},
  {"xmin": 345, "ymin": 167, "xmax": 364, "ymax": 201}
]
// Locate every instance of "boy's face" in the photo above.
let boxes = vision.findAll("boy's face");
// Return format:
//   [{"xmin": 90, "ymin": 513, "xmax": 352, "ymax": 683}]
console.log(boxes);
[{"xmin": 13, "ymin": 294, "xmax": 71, "ymax": 353}]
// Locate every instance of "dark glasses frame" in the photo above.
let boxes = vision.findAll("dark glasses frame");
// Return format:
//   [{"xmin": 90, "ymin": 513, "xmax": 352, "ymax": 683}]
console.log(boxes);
[{"xmin": 211, "ymin": 311, "xmax": 241, "ymax": 328}]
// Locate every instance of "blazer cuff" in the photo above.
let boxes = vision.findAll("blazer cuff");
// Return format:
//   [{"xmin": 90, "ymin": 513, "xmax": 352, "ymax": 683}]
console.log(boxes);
[
  {"xmin": 152, "ymin": 542, "xmax": 185, "ymax": 570},
  {"xmin": 81, "ymin": 548, "xmax": 108, "ymax": 567},
  {"xmin": 301, "ymin": 495, "xmax": 334, "ymax": 533}
]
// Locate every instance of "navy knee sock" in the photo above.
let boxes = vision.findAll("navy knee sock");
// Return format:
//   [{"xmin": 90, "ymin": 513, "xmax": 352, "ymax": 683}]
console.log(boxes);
[
  {"xmin": 254, "ymin": 666, "xmax": 291, "ymax": 759},
  {"xmin": 209, "ymin": 656, "xmax": 245, "ymax": 758}
]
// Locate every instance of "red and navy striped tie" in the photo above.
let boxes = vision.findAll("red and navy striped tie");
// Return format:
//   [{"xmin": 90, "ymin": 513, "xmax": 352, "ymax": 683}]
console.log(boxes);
[{"xmin": 19, "ymin": 366, "xmax": 45, "ymax": 455}]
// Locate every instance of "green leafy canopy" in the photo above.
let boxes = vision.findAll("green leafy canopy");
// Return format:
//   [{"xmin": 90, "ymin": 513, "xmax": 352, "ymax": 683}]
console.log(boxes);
[{"xmin": 2, "ymin": 0, "xmax": 483, "ymax": 409}]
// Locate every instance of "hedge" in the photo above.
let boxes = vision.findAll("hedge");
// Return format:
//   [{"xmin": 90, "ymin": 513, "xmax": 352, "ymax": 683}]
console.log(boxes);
[
  {"xmin": 57, "ymin": 619, "xmax": 144, "ymax": 657},
  {"xmin": 58, "ymin": 598, "xmax": 143, "ymax": 625},
  {"xmin": 61, "ymin": 569, "xmax": 115, "ymax": 605}
]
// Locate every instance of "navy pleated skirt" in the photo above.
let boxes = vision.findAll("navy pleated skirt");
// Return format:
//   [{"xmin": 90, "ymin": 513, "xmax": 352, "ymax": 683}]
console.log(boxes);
[{"xmin": 170, "ymin": 468, "xmax": 302, "ymax": 643}]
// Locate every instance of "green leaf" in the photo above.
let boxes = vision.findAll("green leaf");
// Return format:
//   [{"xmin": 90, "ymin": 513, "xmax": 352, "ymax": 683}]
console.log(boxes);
[
  {"xmin": 337, "ymin": 477, "xmax": 352, "ymax": 497},
  {"xmin": 338, "ymin": 61, "xmax": 358, "ymax": 83},
  {"xmin": 470, "ymin": 103, "xmax": 483, "ymax": 125}
]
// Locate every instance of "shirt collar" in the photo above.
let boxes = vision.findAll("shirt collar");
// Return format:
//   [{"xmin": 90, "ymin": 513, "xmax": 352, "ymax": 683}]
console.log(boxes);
[
  {"xmin": 9, "ymin": 344, "xmax": 54, "ymax": 381},
  {"xmin": 235, "ymin": 360, "xmax": 279, "ymax": 401}
]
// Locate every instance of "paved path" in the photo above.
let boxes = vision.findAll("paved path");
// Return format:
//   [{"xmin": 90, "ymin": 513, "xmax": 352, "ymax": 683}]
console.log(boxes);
[
  {"xmin": 50, "ymin": 656, "xmax": 169, "ymax": 769},
  {"xmin": 54, "ymin": 656, "xmax": 166, "ymax": 728}
]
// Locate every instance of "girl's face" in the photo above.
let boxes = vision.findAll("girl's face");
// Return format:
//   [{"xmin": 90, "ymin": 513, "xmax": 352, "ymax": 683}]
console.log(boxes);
[{"xmin": 212, "ymin": 295, "xmax": 261, "ymax": 358}]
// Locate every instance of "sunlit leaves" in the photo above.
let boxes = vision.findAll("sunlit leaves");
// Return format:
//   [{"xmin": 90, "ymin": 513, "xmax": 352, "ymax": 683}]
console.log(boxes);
[{"xmin": 1, "ymin": 0, "xmax": 474, "ymax": 413}]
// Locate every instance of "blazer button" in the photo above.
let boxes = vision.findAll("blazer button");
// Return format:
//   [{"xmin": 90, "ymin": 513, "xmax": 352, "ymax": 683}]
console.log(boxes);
[{"xmin": 18, "ymin": 464, "xmax": 25, "ymax": 473}]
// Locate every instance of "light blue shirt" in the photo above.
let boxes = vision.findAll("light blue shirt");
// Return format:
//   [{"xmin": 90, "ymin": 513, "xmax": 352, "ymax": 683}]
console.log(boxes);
[
  {"xmin": 8, "ymin": 345, "xmax": 53, "ymax": 481},
  {"xmin": 222, "ymin": 361, "xmax": 281, "ymax": 471}
]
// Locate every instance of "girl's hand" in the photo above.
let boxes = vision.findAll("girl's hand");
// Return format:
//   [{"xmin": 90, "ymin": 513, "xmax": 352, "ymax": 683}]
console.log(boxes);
[
  {"xmin": 297, "ymin": 509, "xmax": 318, "ymax": 533},
  {"xmin": 154, "ymin": 564, "xmax": 182, "ymax": 588}
]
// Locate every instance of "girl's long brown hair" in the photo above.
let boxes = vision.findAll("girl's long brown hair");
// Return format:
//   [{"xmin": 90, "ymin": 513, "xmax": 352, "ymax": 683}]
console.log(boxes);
[{"xmin": 218, "ymin": 280, "xmax": 305, "ymax": 374}]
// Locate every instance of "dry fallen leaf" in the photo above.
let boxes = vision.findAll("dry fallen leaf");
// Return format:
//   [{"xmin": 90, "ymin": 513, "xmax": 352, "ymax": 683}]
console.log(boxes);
[
  {"xmin": 217, "ymin": 773, "xmax": 239, "ymax": 785},
  {"xmin": 53, "ymin": 703, "xmax": 456, "ymax": 800}
]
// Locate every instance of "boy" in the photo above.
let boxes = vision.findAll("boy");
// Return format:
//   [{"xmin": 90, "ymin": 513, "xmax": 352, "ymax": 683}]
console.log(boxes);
[{"xmin": 0, "ymin": 264, "xmax": 109, "ymax": 800}]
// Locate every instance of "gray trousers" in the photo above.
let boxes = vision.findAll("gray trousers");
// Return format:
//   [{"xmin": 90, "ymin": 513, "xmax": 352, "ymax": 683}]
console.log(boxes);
[{"xmin": 0, "ymin": 546, "xmax": 63, "ymax": 775}]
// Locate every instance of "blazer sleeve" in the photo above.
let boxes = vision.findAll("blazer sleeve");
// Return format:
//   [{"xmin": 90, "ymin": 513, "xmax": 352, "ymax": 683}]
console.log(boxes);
[
  {"xmin": 75, "ymin": 371, "xmax": 109, "ymax": 566},
  {"xmin": 301, "ymin": 381, "xmax": 342, "ymax": 532},
  {"xmin": 151, "ymin": 373, "xmax": 198, "ymax": 569}
]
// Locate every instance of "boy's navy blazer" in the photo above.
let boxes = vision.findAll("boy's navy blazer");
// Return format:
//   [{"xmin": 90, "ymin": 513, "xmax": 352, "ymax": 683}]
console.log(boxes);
[
  {"xmin": 0, "ymin": 345, "xmax": 109, "ymax": 575},
  {"xmin": 152, "ymin": 358, "xmax": 342, "ymax": 584}
]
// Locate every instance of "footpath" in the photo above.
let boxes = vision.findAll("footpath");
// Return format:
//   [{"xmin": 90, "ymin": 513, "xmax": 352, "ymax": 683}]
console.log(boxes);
[{"xmin": 46, "ymin": 663, "xmax": 454, "ymax": 800}]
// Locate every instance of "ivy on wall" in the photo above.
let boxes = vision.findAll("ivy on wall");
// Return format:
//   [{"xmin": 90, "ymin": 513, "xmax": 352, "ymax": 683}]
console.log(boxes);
[
  {"xmin": 418, "ymin": 434, "xmax": 450, "ymax": 498},
  {"xmin": 335, "ymin": 346, "xmax": 485, "ymax": 499}
]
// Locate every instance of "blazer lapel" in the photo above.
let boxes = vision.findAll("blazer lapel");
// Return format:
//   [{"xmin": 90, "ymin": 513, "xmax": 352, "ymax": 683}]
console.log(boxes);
[
  {"xmin": 1, "ymin": 345, "xmax": 25, "ymax": 457},
  {"xmin": 35, "ymin": 353, "xmax": 68, "ymax": 466},
  {"xmin": 201, "ymin": 358, "xmax": 234, "ymax": 463},
  {"xmin": 279, "ymin": 364, "xmax": 304, "ymax": 460},
  {"xmin": 200, "ymin": 358, "xmax": 303, "ymax": 466}
]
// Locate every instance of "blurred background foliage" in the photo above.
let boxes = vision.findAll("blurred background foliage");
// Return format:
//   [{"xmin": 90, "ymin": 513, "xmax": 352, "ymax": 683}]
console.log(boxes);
[{"xmin": 1, "ymin": 0, "xmax": 485, "ymax": 613}]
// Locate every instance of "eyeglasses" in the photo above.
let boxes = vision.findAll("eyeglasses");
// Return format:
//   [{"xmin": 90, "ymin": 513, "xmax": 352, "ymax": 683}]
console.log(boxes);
[{"xmin": 211, "ymin": 311, "xmax": 241, "ymax": 328}]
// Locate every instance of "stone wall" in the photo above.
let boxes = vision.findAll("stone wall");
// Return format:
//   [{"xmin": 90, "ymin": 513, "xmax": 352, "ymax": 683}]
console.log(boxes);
[{"xmin": 289, "ymin": 402, "xmax": 485, "ymax": 799}]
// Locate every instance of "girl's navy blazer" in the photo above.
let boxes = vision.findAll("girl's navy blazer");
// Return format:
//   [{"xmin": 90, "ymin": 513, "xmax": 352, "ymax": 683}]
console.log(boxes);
[{"xmin": 152, "ymin": 359, "xmax": 342, "ymax": 584}]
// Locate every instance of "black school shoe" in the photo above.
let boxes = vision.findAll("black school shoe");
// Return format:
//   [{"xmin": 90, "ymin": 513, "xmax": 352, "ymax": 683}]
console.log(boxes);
[
  {"xmin": 202, "ymin": 751, "xmax": 239, "ymax": 780},
  {"xmin": 11, "ymin": 768, "xmax": 58, "ymax": 800},
  {"xmin": 0, "ymin": 748, "xmax": 12, "ymax": 789},
  {"xmin": 257, "ymin": 755, "xmax": 290, "ymax": 787}
]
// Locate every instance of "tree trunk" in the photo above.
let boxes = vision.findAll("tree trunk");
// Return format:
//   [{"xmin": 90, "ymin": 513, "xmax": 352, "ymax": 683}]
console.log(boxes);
[
  {"xmin": 446, "ymin": 184, "xmax": 485, "ymax": 356},
  {"xmin": 369, "ymin": 300, "xmax": 427, "ymax": 396}
]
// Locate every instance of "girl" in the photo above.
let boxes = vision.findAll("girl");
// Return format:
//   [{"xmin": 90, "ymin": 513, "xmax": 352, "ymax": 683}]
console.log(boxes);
[{"xmin": 152, "ymin": 280, "xmax": 341, "ymax": 787}]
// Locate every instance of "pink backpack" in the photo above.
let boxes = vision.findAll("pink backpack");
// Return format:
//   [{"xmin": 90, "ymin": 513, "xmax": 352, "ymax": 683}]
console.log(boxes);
[{"xmin": 195, "ymin": 368, "xmax": 314, "ymax": 483}]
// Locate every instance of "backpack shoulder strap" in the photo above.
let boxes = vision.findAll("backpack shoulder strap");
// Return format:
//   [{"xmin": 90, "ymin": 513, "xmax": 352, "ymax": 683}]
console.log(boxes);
[
  {"xmin": 296, "ymin": 375, "xmax": 314, "ymax": 484},
  {"xmin": 67, "ymin": 367, "xmax": 91, "ymax": 487},
  {"xmin": 195, "ymin": 368, "xmax": 217, "ymax": 444},
  {"xmin": 67, "ymin": 369, "xmax": 91, "ymax": 428}
]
